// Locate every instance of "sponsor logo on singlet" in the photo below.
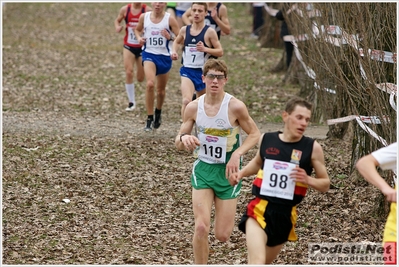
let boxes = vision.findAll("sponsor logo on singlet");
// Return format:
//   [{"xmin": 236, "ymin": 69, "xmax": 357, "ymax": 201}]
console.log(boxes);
[
  {"xmin": 273, "ymin": 161, "xmax": 289, "ymax": 170},
  {"xmin": 266, "ymin": 147, "xmax": 280, "ymax": 155},
  {"xmin": 205, "ymin": 136, "xmax": 219, "ymax": 143}
]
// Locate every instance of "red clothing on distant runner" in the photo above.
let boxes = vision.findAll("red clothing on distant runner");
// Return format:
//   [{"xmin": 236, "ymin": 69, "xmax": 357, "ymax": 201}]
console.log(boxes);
[{"xmin": 124, "ymin": 3, "xmax": 147, "ymax": 48}]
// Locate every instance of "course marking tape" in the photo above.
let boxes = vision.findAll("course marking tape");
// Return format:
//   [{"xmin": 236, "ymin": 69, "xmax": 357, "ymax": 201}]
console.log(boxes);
[
  {"xmin": 355, "ymin": 117, "xmax": 388, "ymax": 147},
  {"xmin": 327, "ymin": 115, "xmax": 390, "ymax": 125},
  {"xmin": 264, "ymin": 4, "xmax": 397, "ymax": 144}
]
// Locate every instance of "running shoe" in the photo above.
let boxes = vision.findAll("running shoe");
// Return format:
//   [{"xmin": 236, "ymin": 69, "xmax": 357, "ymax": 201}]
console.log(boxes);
[
  {"xmin": 125, "ymin": 102, "xmax": 135, "ymax": 111},
  {"xmin": 154, "ymin": 112, "xmax": 162, "ymax": 129},
  {"xmin": 144, "ymin": 119, "xmax": 153, "ymax": 132}
]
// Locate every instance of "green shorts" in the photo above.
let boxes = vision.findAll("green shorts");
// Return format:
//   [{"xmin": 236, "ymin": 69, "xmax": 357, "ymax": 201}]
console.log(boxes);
[{"xmin": 191, "ymin": 159, "xmax": 242, "ymax": 200}]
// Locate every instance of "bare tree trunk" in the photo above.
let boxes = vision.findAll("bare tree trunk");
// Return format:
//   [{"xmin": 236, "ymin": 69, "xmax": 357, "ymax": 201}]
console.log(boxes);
[
  {"xmin": 270, "ymin": 51, "xmax": 286, "ymax": 73},
  {"xmin": 259, "ymin": 3, "xmax": 285, "ymax": 73},
  {"xmin": 259, "ymin": 3, "xmax": 283, "ymax": 49}
]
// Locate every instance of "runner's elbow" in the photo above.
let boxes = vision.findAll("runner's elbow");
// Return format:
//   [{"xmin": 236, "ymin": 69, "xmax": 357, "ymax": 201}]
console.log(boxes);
[
  {"xmin": 319, "ymin": 180, "xmax": 330, "ymax": 192},
  {"xmin": 223, "ymin": 29, "xmax": 231, "ymax": 35}
]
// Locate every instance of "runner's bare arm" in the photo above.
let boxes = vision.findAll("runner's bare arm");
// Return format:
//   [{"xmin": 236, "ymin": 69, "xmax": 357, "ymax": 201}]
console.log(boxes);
[
  {"xmin": 134, "ymin": 14, "xmax": 145, "ymax": 45},
  {"xmin": 225, "ymin": 99, "xmax": 260, "ymax": 179},
  {"xmin": 202, "ymin": 28, "xmax": 223, "ymax": 58},
  {"xmin": 182, "ymin": 7, "xmax": 192, "ymax": 25},
  {"xmin": 228, "ymin": 136, "xmax": 263, "ymax": 185},
  {"xmin": 175, "ymin": 102, "xmax": 199, "ymax": 151},
  {"xmin": 114, "ymin": 5, "xmax": 127, "ymax": 33},
  {"xmin": 307, "ymin": 141, "xmax": 330, "ymax": 192},
  {"xmin": 171, "ymin": 26, "xmax": 186, "ymax": 60},
  {"xmin": 230, "ymin": 98, "xmax": 260, "ymax": 157},
  {"xmin": 356, "ymin": 154, "xmax": 397, "ymax": 202},
  {"xmin": 169, "ymin": 16, "xmax": 180, "ymax": 37},
  {"xmin": 212, "ymin": 4, "xmax": 231, "ymax": 35}
]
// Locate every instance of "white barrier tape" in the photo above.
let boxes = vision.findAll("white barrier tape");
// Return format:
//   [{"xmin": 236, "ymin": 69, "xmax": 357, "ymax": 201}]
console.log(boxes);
[
  {"xmin": 266, "ymin": 4, "xmax": 395, "ymax": 161},
  {"xmin": 361, "ymin": 116, "xmax": 390, "ymax": 124},
  {"xmin": 283, "ymin": 35, "xmax": 296, "ymax": 42},
  {"xmin": 359, "ymin": 60, "xmax": 368, "ymax": 80},
  {"xmin": 263, "ymin": 3, "xmax": 321, "ymax": 18},
  {"xmin": 358, "ymin": 56, "xmax": 397, "ymax": 111},
  {"xmin": 359, "ymin": 59, "xmax": 397, "ymax": 111},
  {"xmin": 292, "ymin": 40, "xmax": 316, "ymax": 79},
  {"xmin": 327, "ymin": 115, "xmax": 358, "ymax": 124},
  {"xmin": 327, "ymin": 115, "xmax": 390, "ymax": 125},
  {"xmin": 375, "ymin": 83, "xmax": 397, "ymax": 111},
  {"xmin": 293, "ymin": 37, "xmax": 398, "ymax": 109},
  {"xmin": 301, "ymin": 22, "xmax": 397, "ymax": 64},
  {"xmin": 389, "ymin": 93, "xmax": 397, "ymax": 111},
  {"xmin": 328, "ymin": 115, "xmax": 394, "ymax": 174},
  {"xmin": 296, "ymin": 9, "xmax": 322, "ymax": 18},
  {"xmin": 359, "ymin": 48, "xmax": 397, "ymax": 64},
  {"xmin": 292, "ymin": 40, "xmax": 336, "ymax": 94},
  {"xmin": 292, "ymin": 32, "xmax": 398, "ymax": 103},
  {"xmin": 285, "ymin": 15, "xmax": 395, "ymax": 147},
  {"xmin": 314, "ymin": 82, "xmax": 336, "ymax": 94},
  {"xmin": 317, "ymin": 25, "xmax": 361, "ymax": 47},
  {"xmin": 375, "ymin": 83, "xmax": 397, "ymax": 95},
  {"xmin": 263, "ymin": 3, "xmax": 279, "ymax": 17},
  {"xmin": 355, "ymin": 117, "xmax": 388, "ymax": 147},
  {"xmin": 291, "ymin": 30, "xmax": 398, "ymax": 98},
  {"xmin": 314, "ymin": 23, "xmax": 396, "ymax": 64},
  {"xmin": 295, "ymin": 34, "xmax": 310, "ymax": 42},
  {"xmin": 320, "ymin": 25, "xmax": 342, "ymax": 35},
  {"xmin": 277, "ymin": 15, "xmax": 396, "ymax": 65}
]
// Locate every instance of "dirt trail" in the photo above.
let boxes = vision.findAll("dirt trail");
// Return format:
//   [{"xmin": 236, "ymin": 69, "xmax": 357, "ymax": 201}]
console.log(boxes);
[{"xmin": 3, "ymin": 110, "xmax": 329, "ymax": 139}]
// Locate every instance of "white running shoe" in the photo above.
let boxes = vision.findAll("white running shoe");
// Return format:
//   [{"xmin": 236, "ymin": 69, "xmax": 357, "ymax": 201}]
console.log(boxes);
[{"xmin": 125, "ymin": 102, "xmax": 135, "ymax": 111}]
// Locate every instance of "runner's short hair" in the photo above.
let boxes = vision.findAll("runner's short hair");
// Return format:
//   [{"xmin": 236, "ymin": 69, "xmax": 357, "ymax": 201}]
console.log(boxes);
[
  {"xmin": 203, "ymin": 59, "xmax": 228, "ymax": 78},
  {"xmin": 285, "ymin": 97, "xmax": 312, "ymax": 114}
]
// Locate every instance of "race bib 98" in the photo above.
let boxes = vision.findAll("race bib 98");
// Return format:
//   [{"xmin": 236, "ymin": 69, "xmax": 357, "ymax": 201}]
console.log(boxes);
[{"xmin": 260, "ymin": 159, "xmax": 296, "ymax": 200}]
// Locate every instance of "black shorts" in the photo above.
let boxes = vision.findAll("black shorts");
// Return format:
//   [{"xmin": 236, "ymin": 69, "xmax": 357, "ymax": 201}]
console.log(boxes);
[
  {"xmin": 238, "ymin": 198, "xmax": 297, "ymax": 247},
  {"xmin": 124, "ymin": 45, "xmax": 142, "ymax": 59}
]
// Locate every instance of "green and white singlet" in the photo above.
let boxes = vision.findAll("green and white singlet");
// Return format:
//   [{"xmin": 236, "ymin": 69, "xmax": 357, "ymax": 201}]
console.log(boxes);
[{"xmin": 190, "ymin": 93, "xmax": 242, "ymax": 200}]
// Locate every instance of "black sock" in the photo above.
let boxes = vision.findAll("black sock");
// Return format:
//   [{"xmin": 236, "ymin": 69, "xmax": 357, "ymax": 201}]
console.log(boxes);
[
  {"xmin": 155, "ymin": 108, "xmax": 161, "ymax": 115},
  {"xmin": 148, "ymin": 115, "xmax": 154, "ymax": 121}
]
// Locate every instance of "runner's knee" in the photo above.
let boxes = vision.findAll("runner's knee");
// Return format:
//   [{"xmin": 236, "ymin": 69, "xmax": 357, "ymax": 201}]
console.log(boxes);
[
  {"xmin": 137, "ymin": 74, "xmax": 145, "ymax": 83},
  {"xmin": 125, "ymin": 70, "xmax": 133, "ymax": 81},
  {"xmin": 194, "ymin": 222, "xmax": 210, "ymax": 238},
  {"xmin": 157, "ymin": 87, "xmax": 166, "ymax": 96},
  {"xmin": 215, "ymin": 230, "xmax": 231, "ymax": 242},
  {"xmin": 146, "ymin": 80, "xmax": 155, "ymax": 90}
]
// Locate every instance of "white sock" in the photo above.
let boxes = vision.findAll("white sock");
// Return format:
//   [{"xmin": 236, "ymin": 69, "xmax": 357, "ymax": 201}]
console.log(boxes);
[{"xmin": 125, "ymin": 83, "xmax": 135, "ymax": 103}]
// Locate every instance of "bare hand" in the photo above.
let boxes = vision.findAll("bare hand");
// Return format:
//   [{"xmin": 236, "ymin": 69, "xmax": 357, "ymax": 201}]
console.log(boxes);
[
  {"xmin": 161, "ymin": 28, "xmax": 171, "ymax": 40},
  {"xmin": 290, "ymin": 166, "xmax": 309, "ymax": 184},
  {"xmin": 181, "ymin": 135, "xmax": 200, "ymax": 152},
  {"xmin": 382, "ymin": 187, "xmax": 397, "ymax": 203},
  {"xmin": 210, "ymin": 8, "xmax": 218, "ymax": 20},
  {"xmin": 196, "ymin": 41, "xmax": 205, "ymax": 52},
  {"xmin": 225, "ymin": 152, "xmax": 240, "ymax": 179},
  {"xmin": 171, "ymin": 52, "xmax": 178, "ymax": 61},
  {"xmin": 138, "ymin": 37, "xmax": 146, "ymax": 46},
  {"xmin": 115, "ymin": 25, "xmax": 123, "ymax": 33},
  {"xmin": 228, "ymin": 172, "xmax": 241, "ymax": 186}
]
